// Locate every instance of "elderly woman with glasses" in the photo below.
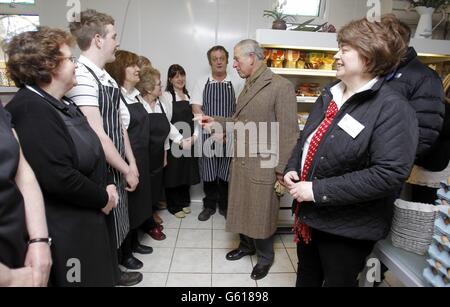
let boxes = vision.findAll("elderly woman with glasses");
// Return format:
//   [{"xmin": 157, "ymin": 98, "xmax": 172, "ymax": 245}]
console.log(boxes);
[{"xmin": 6, "ymin": 27, "xmax": 117, "ymax": 286}]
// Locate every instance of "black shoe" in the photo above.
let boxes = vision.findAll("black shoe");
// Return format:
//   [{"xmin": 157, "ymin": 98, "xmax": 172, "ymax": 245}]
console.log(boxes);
[
  {"xmin": 198, "ymin": 208, "xmax": 216, "ymax": 221},
  {"xmin": 117, "ymin": 271, "xmax": 143, "ymax": 287},
  {"xmin": 250, "ymin": 263, "xmax": 272, "ymax": 280},
  {"xmin": 121, "ymin": 256, "xmax": 143, "ymax": 270},
  {"xmin": 225, "ymin": 249, "xmax": 256, "ymax": 261},
  {"xmin": 132, "ymin": 243, "xmax": 153, "ymax": 254},
  {"xmin": 219, "ymin": 208, "xmax": 227, "ymax": 218}
]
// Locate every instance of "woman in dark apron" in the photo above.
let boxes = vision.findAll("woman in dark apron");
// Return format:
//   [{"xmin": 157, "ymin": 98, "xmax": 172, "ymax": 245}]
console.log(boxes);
[
  {"xmin": 0, "ymin": 103, "xmax": 28, "ymax": 271},
  {"xmin": 163, "ymin": 65, "xmax": 200, "ymax": 217},
  {"xmin": 136, "ymin": 66, "xmax": 170, "ymax": 240},
  {"xmin": 105, "ymin": 50, "xmax": 153, "ymax": 270},
  {"xmin": 5, "ymin": 31, "xmax": 116, "ymax": 286}
]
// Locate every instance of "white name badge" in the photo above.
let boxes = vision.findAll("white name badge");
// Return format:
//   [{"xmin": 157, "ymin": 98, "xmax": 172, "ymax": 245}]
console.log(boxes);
[{"xmin": 337, "ymin": 114, "xmax": 365, "ymax": 139}]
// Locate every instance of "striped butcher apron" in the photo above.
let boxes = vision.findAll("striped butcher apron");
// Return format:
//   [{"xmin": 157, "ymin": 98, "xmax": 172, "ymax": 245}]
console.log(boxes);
[
  {"xmin": 84, "ymin": 65, "xmax": 129, "ymax": 248},
  {"xmin": 199, "ymin": 78, "xmax": 236, "ymax": 182}
]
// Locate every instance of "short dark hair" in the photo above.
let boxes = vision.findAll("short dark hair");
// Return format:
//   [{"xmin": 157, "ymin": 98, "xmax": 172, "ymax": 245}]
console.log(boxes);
[
  {"xmin": 337, "ymin": 17, "xmax": 407, "ymax": 76},
  {"xmin": 69, "ymin": 9, "xmax": 115, "ymax": 51},
  {"xmin": 105, "ymin": 50, "xmax": 140, "ymax": 87},
  {"xmin": 6, "ymin": 27, "xmax": 75, "ymax": 88},
  {"xmin": 207, "ymin": 45, "xmax": 229, "ymax": 65}
]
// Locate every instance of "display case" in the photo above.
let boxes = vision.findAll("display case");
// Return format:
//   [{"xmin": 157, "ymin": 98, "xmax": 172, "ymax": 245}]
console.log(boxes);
[{"xmin": 257, "ymin": 29, "xmax": 339, "ymax": 133}]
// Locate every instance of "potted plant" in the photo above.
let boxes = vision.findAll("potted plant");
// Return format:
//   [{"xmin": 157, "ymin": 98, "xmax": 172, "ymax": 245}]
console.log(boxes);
[
  {"xmin": 263, "ymin": 0, "xmax": 296, "ymax": 30},
  {"xmin": 408, "ymin": 0, "xmax": 448, "ymax": 38},
  {"xmin": 409, "ymin": 0, "xmax": 448, "ymax": 10}
]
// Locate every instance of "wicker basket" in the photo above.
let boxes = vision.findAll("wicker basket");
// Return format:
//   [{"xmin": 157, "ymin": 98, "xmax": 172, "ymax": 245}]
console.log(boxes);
[{"xmin": 390, "ymin": 199, "xmax": 438, "ymax": 255}]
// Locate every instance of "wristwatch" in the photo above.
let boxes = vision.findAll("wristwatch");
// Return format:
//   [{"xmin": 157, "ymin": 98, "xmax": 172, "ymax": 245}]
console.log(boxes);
[{"xmin": 28, "ymin": 238, "xmax": 52, "ymax": 247}]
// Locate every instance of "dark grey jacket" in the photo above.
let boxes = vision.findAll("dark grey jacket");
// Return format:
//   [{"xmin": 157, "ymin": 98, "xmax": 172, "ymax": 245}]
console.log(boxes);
[
  {"xmin": 387, "ymin": 47, "xmax": 445, "ymax": 163},
  {"xmin": 285, "ymin": 79, "xmax": 418, "ymax": 241}
]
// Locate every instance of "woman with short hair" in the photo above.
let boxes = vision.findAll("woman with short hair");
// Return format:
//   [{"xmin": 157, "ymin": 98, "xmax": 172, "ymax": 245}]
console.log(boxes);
[
  {"xmin": 284, "ymin": 18, "xmax": 419, "ymax": 287},
  {"xmin": 6, "ymin": 27, "xmax": 117, "ymax": 286},
  {"xmin": 105, "ymin": 50, "xmax": 154, "ymax": 270}
]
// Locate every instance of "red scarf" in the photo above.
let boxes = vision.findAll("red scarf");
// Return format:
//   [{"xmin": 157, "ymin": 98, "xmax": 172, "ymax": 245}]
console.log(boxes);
[{"xmin": 293, "ymin": 100, "xmax": 338, "ymax": 244}]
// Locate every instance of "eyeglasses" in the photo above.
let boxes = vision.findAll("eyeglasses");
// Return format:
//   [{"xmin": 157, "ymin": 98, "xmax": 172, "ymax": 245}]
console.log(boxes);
[{"xmin": 63, "ymin": 56, "xmax": 78, "ymax": 64}]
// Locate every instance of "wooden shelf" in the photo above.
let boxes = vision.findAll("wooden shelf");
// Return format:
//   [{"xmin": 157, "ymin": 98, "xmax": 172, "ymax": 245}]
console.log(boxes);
[
  {"xmin": 257, "ymin": 29, "xmax": 339, "ymax": 51},
  {"xmin": 0, "ymin": 86, "xmax": 18, "ymax": 94},
  {"xmin": 270, "ymin": 67, "xmax": 336, "ymax": 77},
  {"xmin": 297, "ymin": 96, "xmax": 318, "ymax": 103},
  {"xmin": 257, "ymin": 29, "xmax": 450, "ymax": 58}
]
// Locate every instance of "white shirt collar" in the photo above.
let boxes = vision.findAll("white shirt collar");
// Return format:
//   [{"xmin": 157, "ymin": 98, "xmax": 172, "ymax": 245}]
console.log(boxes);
[
  {"xmin": 78, "ymin": 55, "xmax": 110, "ymax": 82},
  {"xmin": 330, "ymin": 77, "xmax": 379, "ymax": 109},
  {"xmin": 26, "ymin": 85, "xmax": 70, "ymax": 105},
  {"xmin": 208, "ymin": 73, "xmax": 232, "ymax": 83},
  {"xmin": 121, "ymin": 87, "xmax": 141, "ymax": 101}
]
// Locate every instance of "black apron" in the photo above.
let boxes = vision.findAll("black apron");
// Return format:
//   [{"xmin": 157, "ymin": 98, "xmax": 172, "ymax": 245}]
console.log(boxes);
[
  {"xmin": 147, "ymin": 99, "xmax": 170, "ymax": 207},
  {"xmin": 0, "ymin": 104, "xmax": 27, "ymax": 269},
  {"xmin": 30, "ymin": 87, "xmax": 116, "ymax": 287},
  {"xmin": 121, "ymin": 94, "xmax": 152, "ymax": 229},
  {"xmin": 84, "ymin": 65, "xmax": 129, "ymax": 248},
  {"xmin": 164, "ymin": 92, "xmax": 200, "ymax": 188},
  {"xmin": 200, "ymin": 78, "xmax": 236, "ymax": 182}
]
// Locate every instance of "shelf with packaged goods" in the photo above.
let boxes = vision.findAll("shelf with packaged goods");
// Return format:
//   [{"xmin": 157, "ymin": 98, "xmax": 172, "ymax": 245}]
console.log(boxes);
[{"xmin": 270, "ymin": 67, "xmax": 337, "ymax": 77}]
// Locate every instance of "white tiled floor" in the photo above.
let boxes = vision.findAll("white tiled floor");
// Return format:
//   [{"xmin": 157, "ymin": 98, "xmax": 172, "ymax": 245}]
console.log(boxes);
[{"xmin": 132, "ymin": 203, "xmax": 298, "ymax": 287}]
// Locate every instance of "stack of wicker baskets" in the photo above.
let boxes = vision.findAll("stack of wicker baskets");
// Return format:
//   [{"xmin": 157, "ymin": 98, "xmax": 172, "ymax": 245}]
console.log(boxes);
[{"xmin": 423, "ymin": 179, "xmax": 450, "ymax": 287}]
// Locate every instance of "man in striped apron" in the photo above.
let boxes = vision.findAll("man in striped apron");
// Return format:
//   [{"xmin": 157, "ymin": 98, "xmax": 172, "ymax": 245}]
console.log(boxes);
[
  {"xmin": 66, "ymin": 9, "xmax": 142, "ymax": 287},
  {"xmin": 192, "ymin": 46, "xmax": 243, "ymax": 222}
]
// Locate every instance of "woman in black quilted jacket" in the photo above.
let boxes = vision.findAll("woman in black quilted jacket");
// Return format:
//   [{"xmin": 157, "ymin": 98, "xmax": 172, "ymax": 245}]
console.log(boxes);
[
  {"xmin": 407, "ymin": 74, "xmax": 450, "ymax": 203},
  {"xmin": 284, "ymin": 17, "xmax": 419, "ymax": 287}
]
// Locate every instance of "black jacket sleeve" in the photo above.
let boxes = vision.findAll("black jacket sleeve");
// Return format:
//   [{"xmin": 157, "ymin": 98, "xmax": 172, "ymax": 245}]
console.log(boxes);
[
  {"xmin": 410, "ymin": 74, "xmax": 445, "ymax": 161},
  {"xmin": 10, "ymin": 96, "xmax": 109, "ymax": 210},
  {"xmin": 416, "ymin": 102, "xmax": 450, "ymax": 171},
  {"xmin": 312, "ymin": 93, "xmax": 418, "ymax": 207}
]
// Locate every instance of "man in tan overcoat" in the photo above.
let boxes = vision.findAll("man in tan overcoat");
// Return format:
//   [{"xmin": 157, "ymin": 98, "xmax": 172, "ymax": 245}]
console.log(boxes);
[{"xmin": 199, "ymin": 39, "xmax": 299, "ymax": 280}]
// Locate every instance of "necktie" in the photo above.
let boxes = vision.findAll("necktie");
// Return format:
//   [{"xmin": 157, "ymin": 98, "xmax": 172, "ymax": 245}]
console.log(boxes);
[{"xmin": 294, "ymin": 100, "xmax": 339, "ymax": 244}]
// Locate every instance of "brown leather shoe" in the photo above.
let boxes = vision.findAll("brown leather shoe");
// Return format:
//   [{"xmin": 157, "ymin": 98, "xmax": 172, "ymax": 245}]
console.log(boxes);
[
  {"xmin": 148, "ymin": 227, "xmax": 166, "ymax": 241},
  {"xmin": 153, "ymin": 212, "xmax": 163, "ymax": 225},
  {"xmin": 117, "ymin": 271, "xmax": 143, "ymax": 287}
]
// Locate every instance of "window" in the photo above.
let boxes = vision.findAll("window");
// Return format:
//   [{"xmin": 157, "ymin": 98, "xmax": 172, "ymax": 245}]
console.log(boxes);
[
  {"xmin": 0, "ymin": 0, "xmax": 35, "ymax": 4},
  {"xmin": 283, "ymin": 0, "xmax": 325, "ymax": 17},
  {"xmin": 0, "ymin": 14, "xmax": 39, "ymax": 87},
  {"xmin": 0, "ymin": 14, "xmax": 39, "ymax": 42}
]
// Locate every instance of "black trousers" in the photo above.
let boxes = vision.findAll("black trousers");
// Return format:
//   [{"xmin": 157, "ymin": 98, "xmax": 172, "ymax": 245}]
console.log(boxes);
[
  {"xmin": 119, "ymin": 229, "xmax": 139, "ymax": 260},
  {"xmin": 410, "ymin": 184, "xmax": 438, "ymax": 204},
  {"xmin": 166, "ymin": 185, "xmax": 191, "ymax": 215},
  {"xmin": 139, "ymin": 168, "xmax": 162, "ymax": 232},
  {"xmin": 296, "ymin": 228, "xmax": 376, "ymax": 287},
  {"xmin": 239, "ymin": 234, "xmax": 274, "ymax": 266},
  {"xmin": 203, "ymin": 179, "xmax": 228, "ymax": 211}
]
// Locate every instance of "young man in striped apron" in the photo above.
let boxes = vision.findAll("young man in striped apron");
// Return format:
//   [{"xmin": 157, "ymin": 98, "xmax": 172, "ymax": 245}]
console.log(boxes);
[
  {"xmin": 192, "ymin": 46, "xmax": 243, "ymax": 222},
  {"xmin": 66, "ymin": 9, "xmax": 142, "ymax": 287}
]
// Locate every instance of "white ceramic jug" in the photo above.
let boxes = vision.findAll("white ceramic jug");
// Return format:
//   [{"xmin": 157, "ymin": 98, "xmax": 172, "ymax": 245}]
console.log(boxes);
[{"xmin": 414, "ymin": 6, "xmax": 446, "ymax": 39}]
